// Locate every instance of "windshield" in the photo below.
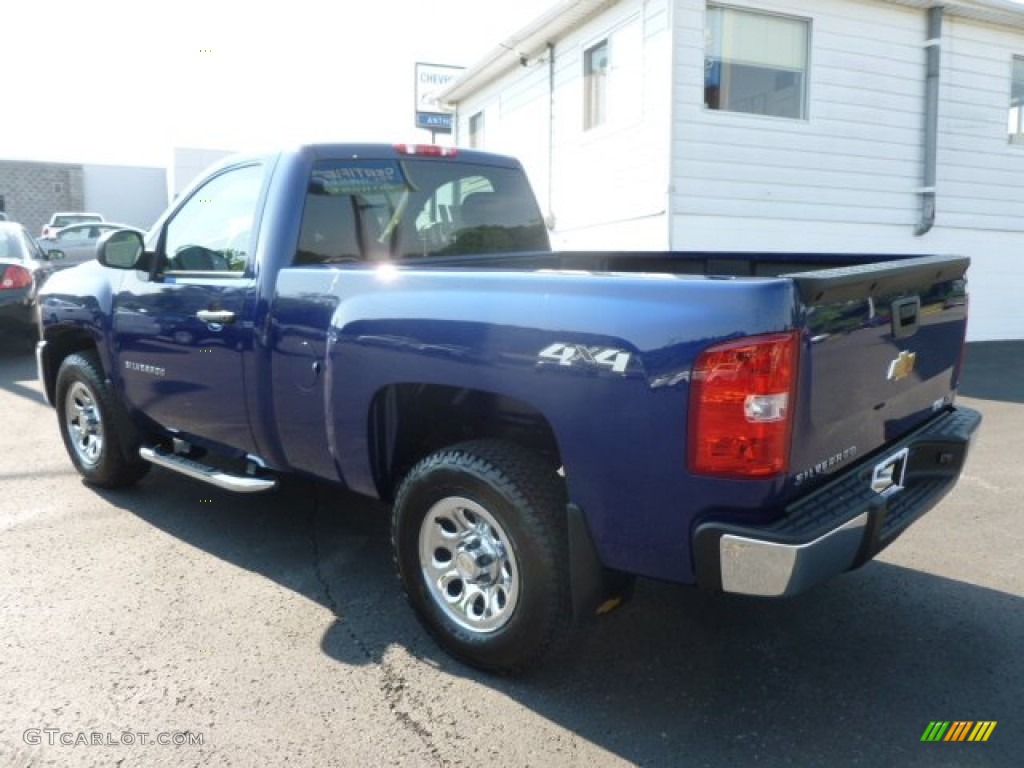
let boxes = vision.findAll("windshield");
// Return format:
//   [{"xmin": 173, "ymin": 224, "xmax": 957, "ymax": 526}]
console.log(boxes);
[{"xmin": 295, "ymin": 158, "xmax": 548, "ymax": 264}]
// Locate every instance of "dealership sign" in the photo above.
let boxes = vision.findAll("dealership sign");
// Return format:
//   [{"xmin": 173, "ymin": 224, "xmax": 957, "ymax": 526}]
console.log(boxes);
[{"xmin": 415, "ymin": 63, "xmax": 464, "ymax": 133}]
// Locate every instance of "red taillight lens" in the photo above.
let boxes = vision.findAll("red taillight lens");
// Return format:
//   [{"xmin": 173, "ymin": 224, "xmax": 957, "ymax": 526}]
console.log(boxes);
[
  {"xmin": 393, "ymin": 143, "xmax": 458, "ymax": 157},
  {"xmin": 1, "ymin": 264, "xmax": 32, "ymax": 290},
  {"xmin": 688, "ymin": 331, "xmax": 799, "ymax": 478}
]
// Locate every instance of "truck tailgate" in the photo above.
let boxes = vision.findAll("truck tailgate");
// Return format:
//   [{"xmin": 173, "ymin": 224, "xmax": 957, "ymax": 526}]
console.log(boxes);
[{"xmin": 785, "ymin": 255, "xmax": 970, "ymax": 494}]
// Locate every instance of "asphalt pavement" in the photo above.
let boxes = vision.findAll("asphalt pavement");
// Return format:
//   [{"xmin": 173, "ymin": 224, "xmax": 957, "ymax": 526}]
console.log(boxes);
[{"xmin": 0, "ymin": 334, "xmax": 1020, "ymax": 767}]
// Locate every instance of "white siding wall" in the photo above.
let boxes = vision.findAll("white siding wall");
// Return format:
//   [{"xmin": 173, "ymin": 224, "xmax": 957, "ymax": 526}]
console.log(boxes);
[
  {"xmin": 672, "ymin": 0, "xmax": 926, "ymax": 242},
  {"xmin": 452, "ymin": 0, "xmax": 1024, "ymax": 340},
  {"xmin": 549, "ymin": 0, "xmax": 672, "ymax": 248},
  {"xmin": 941, "ymin": 16, "xmax": 1024, "ymax": 230},
  {"xmin": 939, "ymin": 16, "xmax": 1024, "ymax": 341},
  {"xmin": 671, "ymin": 0, "xmax": 1024, "ymax": 340},
  {"xmin": 454, "ymin": 0, "xmax": 673, "ymax": 249}
]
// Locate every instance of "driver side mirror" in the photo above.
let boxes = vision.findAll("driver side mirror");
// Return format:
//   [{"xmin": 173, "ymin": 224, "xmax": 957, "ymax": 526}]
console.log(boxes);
[
  {"xmin": 97, "ymin": 229, "xmax": 146, "ymax": 270},
  {"xmin": 45, "ymin": 249, "xmax": 66, "ymax": 261}
]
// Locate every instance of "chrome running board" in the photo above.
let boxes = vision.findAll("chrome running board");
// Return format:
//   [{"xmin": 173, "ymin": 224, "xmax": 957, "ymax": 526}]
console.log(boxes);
[{"xmin": 139, "ymin": 446, "xmax": 277, "ymax": 493}]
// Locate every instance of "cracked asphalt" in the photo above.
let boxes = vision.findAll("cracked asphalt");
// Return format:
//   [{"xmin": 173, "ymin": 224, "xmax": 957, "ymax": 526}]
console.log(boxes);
[{"xmin": 0, "ymin": 334, "xmax": 1020, "ymax": 767}]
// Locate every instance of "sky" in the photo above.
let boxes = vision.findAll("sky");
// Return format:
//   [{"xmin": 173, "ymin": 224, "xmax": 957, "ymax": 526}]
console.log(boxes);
[{"xmin": 2, "ymin": 0, "xmax": 558, "ymax": 167}]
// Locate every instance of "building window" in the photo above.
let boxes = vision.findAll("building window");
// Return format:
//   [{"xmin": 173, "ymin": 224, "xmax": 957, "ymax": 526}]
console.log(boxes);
[
  {"xmin": 1009, "ymin": 57, "xmax": 1024, "ymax": 143},
  {"xmin": 468, "ymin": 111, "xmax": 485, "ymax": 148},
  {"xmin": 704, "ymin": 5, "xmax": 809, "ymax": 120},
  {"xmin": 584, "ymin": 40, "xmax": 609, "ymax": 130}
]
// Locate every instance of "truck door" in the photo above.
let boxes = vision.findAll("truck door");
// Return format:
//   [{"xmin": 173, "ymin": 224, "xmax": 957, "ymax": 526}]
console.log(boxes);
[{"xmin": 113, "ymin": 163, "xmax": 266, "ymax": 454}]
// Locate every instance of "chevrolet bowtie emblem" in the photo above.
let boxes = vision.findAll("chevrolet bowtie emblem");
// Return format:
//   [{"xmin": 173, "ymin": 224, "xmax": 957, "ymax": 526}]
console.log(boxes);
[{"xmin": 887, "ymin": 350, "xmax": 917, "ymax": 381}]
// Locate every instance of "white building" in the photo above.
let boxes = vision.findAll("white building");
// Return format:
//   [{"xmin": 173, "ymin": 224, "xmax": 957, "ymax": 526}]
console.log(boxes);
[
  {"xmin": 443, "ymin": 0, "xmax": 1024, "ymax": 342},
  {"xmin": 171, "ymin": 147, "xmax": 234, "ymax": 199}
]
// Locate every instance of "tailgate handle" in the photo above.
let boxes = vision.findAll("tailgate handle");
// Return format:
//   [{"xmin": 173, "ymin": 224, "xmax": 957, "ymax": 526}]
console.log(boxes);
[{"xmin": 891, "ymin": 297, "xmax": 921, "ymax": 339}]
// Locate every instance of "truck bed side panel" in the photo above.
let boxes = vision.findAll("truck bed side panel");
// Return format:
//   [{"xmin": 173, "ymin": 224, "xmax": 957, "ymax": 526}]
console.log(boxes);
[{"xmin": 269, "ymin": 266, "xmax": 799, "ymax": 583}]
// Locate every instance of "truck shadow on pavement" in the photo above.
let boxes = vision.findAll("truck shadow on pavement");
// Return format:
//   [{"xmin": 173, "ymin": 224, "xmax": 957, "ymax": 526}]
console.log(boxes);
[
  {"xmin": 0, "ymin": 336, "xmax": 48, "ymax": 406},
  {"xmin": 98, "ymin": 469, "xmax": 1020, "ymax": 768},
  {"xmin": 4, "ymin": 329, "xmax": 1013, "ymax": 767}
]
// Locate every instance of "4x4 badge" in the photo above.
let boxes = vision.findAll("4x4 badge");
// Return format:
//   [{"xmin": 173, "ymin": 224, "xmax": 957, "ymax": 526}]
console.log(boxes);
[{"xmin": 887, "ymin": 350, "xmax": 917, "ymax": 381}]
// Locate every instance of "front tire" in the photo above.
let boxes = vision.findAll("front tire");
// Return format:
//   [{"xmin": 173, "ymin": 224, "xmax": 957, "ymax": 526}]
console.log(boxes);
[
  {"xmin": 55, "ymin": 351, "xmax": 150, "ymax": 488},
  {"xmin": 392, "ymin": 440, "xmax": 574, "ymax": 674}
]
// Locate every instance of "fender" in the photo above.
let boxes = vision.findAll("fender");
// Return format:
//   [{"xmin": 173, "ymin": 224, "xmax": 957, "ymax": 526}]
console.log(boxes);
[{"xmin": 37, "ymin": 261, "xmax": 120, "ymax": 398}]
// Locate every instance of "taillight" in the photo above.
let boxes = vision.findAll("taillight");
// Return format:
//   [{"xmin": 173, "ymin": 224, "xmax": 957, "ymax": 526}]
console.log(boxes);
[
  {"xmin": 393, "ymin": 144, "xmax": 458, "ymax": 157},
  {"xmin": 688, "ymin": 331, "xmax": 799, "ymax": 478},
  {"xmin": 1, "ymin": 264, "xmax": 32, "ymax": 290}
]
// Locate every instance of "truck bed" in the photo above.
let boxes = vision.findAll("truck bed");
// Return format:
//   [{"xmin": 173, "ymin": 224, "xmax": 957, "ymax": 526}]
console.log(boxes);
[{"xmin": 395, "ymin": 248, "xmax": 917, "ymax": 277}]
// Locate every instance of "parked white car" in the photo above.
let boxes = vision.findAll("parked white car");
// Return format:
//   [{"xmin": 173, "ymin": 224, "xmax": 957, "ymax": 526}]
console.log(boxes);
[{"xmin": 40, "ymin": 212, "xmax": 104, "ymax": 239}]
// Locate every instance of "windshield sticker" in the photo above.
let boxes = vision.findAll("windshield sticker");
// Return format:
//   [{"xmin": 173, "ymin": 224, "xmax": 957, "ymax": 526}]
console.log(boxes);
[{"xmin": 313, "ymin": 161, "xmax": 408, "ymax": 196}]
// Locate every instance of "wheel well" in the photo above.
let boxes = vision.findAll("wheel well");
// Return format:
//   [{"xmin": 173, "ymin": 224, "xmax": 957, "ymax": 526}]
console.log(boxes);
[
  {"xmin": 40, "ymin": 328, "xmax": 98, "ymax": 405},
  {"xmin": 368, "ymin": 383, "xmax": 562, "ymax": 501}
]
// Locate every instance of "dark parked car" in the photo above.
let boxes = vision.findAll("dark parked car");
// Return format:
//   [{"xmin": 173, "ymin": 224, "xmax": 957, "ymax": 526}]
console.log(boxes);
[
  {"xmin": 37, "ymin": 222, "xmax": 144, "ymax": 267},
  {"xmin": 0, "ymin": 222, "xmax": 62, "ymax": 341}
]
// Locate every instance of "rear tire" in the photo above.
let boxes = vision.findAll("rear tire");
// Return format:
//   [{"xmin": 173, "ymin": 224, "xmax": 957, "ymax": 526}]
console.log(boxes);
[
  {"xmin": 55, "ymin": 351, "xmax": 150, "ymax": 488},
  {"xmin": 392, "ymin": 440, "xmax": 574, "ymax": 674}
]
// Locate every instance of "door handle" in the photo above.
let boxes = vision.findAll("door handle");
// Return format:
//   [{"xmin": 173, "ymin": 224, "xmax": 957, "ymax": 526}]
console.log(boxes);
[{"xmin": 196, "ymin": 309, "xmax": 236, "ymax": 325}]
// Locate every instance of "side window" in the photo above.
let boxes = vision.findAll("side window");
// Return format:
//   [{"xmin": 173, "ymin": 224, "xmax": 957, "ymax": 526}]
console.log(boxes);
[
  {"xmin": 295, "ymin": 160, "xmax": 404, "ymax": 265},
  {"xmin": 58, "ymin": 228, "xmax": 89, "ymax": 244},
  {"xmin": 164, "ymin": 164, "xmax": 264, "ymax": 273}
]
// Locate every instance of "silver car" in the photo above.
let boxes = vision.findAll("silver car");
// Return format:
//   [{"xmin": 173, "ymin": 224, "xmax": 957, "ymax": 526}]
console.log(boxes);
[{"xmin": 37, "ymin": 222, "xmax": 145, "ymax": 267}]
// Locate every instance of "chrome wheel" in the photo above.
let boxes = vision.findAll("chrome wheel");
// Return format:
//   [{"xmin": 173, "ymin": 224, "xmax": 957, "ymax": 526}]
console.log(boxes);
[
  {"xmin": 64, "ymin": 381, "xmax": 104, "ymax": 468},
  {"xmin": 55, "ymin": 351, "xmax": 150, "ymax": 488},
  {"xmin": 418, "ymin": 496, "xmax": 520, "ymax": 634}
]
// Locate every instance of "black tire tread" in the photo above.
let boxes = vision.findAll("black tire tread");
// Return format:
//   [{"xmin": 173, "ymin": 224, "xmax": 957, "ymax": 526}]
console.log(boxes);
[
  {"xmin": 55, "ymin": 350, "xmax": 150, "ymax": 489},
  {"xmin": 392, "ymin": 439, "xmax": 574, "ymax": 674}
]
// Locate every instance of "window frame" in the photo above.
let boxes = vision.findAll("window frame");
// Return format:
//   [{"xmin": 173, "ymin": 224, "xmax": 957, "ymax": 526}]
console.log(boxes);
[
  {"xmin": 1009, "ymin": 55, "xmax": 1024, "ymax": 144},
  {"xmin": 161, "ymin": 163, "xmax": 265, "ymax": 278},
  {"xmin": 704, "ymin": 3, "xmax": 811, "ymax": 121},
  {"xmin": 468, "ymin": 111, "xmax": 485, "ymax": 148},
  {"xmin": 584, "ymin": 39, "xmax": 610, "ymax": 131}
]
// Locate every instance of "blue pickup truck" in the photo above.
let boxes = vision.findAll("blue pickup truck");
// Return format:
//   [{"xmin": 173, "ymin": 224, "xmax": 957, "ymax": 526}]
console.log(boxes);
[{"xmin": 36, "ymin": 144, "xmax": 980, "ymax": 672}]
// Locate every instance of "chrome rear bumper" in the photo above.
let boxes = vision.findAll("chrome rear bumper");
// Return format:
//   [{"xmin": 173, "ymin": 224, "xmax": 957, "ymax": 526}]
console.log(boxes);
[{"xmin": 693, "ymin": 406, "xmax": 982, "ymax": 597}]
